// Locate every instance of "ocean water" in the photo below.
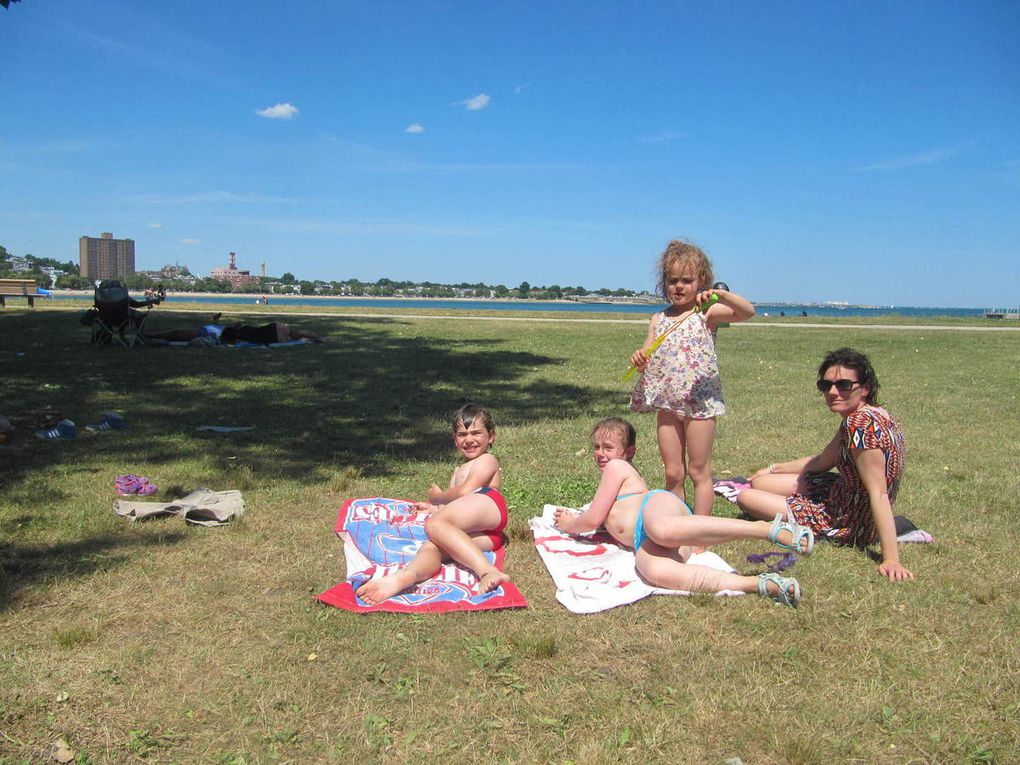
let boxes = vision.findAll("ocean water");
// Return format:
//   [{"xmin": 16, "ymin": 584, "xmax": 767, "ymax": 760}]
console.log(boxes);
[{"xmin": 49, "ymin": 292, "xmax": 988, "ymax": 319}]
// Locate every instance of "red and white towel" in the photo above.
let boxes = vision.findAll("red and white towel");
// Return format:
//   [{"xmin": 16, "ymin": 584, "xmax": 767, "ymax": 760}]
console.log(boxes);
[{"xmin": 530, "ymin": 504, "xmax": 743, "ymax": 614}]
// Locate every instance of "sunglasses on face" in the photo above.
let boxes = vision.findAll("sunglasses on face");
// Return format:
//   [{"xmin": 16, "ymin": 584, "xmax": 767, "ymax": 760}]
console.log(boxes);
[{"xmin": 816, "ymin": 378, "xmax": 860, "ymax": 394}]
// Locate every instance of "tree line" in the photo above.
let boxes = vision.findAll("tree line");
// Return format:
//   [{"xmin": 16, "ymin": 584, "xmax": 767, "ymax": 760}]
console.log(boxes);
[{"xmin": 0, "ymin": 245, "xmax": 640, "ymax": 300}]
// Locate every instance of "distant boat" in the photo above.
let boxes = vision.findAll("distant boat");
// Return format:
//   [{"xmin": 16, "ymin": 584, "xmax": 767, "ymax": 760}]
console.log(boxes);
[{"xmin": 826, "ymin": 300, "xmax": 849, "ymax": 309}]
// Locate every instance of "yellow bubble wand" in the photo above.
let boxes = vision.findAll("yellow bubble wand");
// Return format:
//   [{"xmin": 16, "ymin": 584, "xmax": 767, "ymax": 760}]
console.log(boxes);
[{"xmin": 622, "ymin": 293, "xmax": 720, "ymax": 381}]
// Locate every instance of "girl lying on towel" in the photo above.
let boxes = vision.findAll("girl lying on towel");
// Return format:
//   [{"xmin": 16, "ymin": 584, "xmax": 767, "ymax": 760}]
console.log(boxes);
[
  {"xmin": 356, "ymin": 404, "xmax": 511, "ymax": 604},
  {"xmin": 553, "ymin": 418, "xmax": 813, "ymax": 607}
]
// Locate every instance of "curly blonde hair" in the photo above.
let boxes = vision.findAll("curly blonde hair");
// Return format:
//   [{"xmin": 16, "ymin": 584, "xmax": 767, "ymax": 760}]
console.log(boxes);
[{"xmin": 657, "ymin": 239, "xmax": 714, "ymax": 298}]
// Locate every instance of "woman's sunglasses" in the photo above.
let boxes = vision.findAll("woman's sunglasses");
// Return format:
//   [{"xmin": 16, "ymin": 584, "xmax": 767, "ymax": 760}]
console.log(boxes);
[{"xmin": 816, "ymin": 379, "xmax": 860, "ymax": 394}]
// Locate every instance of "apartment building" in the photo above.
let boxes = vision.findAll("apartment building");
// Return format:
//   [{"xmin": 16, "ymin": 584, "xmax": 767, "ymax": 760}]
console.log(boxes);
[{"xmin": 79, "ymin": 232, "xmax": 135, "ymax": 281}]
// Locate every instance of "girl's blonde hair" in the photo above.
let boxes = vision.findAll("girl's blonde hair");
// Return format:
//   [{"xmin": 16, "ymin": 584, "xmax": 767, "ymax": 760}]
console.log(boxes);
[
  {"xmin": 591, "ymin": 417, "xmax": 636, "ymax": 449},
  {"xmin": 657, "ymin": 239, "xmax": 714, "ymax": 298}
]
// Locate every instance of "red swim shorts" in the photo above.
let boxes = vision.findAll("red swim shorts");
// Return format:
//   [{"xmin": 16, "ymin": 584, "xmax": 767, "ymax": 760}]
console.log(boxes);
[{"xmin": 474, "ymin": 486, "xmax": 508, "ymax": 549}]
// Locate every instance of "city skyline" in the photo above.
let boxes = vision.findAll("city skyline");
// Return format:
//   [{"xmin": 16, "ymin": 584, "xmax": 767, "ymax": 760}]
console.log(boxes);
[{"xmin": 3, "ymin": 1, "xmax": 1018, "ymax": 308}]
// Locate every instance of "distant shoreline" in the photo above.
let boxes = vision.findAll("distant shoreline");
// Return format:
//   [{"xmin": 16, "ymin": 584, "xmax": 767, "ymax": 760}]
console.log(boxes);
[{"xmin": 44, "ymin": 289, "xmax": 1003, "ymax": 312}]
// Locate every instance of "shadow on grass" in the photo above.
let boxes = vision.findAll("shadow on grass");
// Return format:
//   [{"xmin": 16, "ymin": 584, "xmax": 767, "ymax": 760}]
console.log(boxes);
[
  {"xmin": 0, "ymin": 531, "xmax": 187, "ymax": 611},
  {"xmin": 1, "ymin": 308, "xmax": 618, "ymax": 487}
]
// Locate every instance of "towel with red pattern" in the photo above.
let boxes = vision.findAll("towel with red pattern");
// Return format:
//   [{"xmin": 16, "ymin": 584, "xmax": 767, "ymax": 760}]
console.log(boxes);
[
  {"xmin": 317, "ymin": 497, "xmax": 527, "ymax": 613},
  {"xmin": 530, "ymin": 503, "xmax": 742, "ymax": 613}
]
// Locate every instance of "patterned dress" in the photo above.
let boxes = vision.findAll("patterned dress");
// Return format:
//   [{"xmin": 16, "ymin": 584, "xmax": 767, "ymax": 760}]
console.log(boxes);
[
  {"xmin": 629, "ymin": 312, "xmax": 725, "ymax": 419},
  {"xmin": 786, "ymin": 405, "xmax": 905, "ymax": 545}
]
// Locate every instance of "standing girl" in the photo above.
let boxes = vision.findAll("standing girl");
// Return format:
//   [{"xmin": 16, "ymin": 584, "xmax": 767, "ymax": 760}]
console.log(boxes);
[{"xmin": 629, "ymin": 239, "xmax": 755, "ymax": 516}]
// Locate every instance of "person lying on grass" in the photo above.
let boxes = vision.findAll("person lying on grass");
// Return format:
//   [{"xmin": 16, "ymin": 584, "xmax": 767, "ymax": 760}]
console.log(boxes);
[
  {"xmin": 553, "ymin": 417, "xmax": 813, "ymax": 606},
  {"xmin": 735, "ymin": 347, "xmax": 914, "ymax": 582},
  {"xmin": 356, "ymin": 404, "xmax": 511, "ymax": 604},
  {"xmin": 144, "ymin": 315, "xmax": 325, "ymax": 345}
]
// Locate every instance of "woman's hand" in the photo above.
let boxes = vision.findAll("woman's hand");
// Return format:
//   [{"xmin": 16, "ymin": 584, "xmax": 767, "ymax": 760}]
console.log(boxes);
[
  {"xmin": 878, "ymin": 559, "xmax": 915, "ymax": 582},
  {"xmin": 411, "ymin": 501, "xmax": 439, "ymax": 515},
  {"xmin": 748, "ymin": 465, "xmax": 775, "ymax": 482}
]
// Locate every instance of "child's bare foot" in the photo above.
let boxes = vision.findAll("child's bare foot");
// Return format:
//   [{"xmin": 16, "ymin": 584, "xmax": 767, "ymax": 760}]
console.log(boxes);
[
  {"xmin": 356, "ymin": 573, "xmax": 413, "ymax": 605},
  {"xmin": 477, "ymin": 569, "xmax": 511, "ymax": 594}
]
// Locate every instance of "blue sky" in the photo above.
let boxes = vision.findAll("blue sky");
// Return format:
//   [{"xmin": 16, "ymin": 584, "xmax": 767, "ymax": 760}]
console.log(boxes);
[{"xmin": 3, "ymin": 1, "xmax": 1018, "ymax": 307}]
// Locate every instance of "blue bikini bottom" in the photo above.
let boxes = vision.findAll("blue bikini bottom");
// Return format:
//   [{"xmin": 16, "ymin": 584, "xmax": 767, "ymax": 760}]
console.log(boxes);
[{"xmin": 633, "ymin": 490, "xmax": 692, "ymax": 550}]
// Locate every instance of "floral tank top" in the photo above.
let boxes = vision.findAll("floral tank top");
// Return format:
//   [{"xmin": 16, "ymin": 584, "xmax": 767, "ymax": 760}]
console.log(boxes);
[{"xmin": 629, "ymin": 312, "xmax": 725, "ymax": 419}]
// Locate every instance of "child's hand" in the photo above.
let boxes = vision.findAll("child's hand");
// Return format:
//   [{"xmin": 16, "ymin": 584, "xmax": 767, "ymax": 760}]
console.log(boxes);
[
  {"xmin": 696, "ymin": 288, "xmax": 720, "ymax": 308},
  {"xmin": 426, "ymin": 484, "xmax": 443, "ymax": 502},
  {"xmin": 629, "ymin": 349, "xmax": 649, "ymax": 370},
  {"xmin": 553, "ymin": 507, "xmax": 575, "ymax": 533}
]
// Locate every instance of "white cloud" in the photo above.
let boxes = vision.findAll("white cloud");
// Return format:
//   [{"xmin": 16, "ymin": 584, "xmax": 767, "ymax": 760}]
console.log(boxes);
[
  {"xmin": 380, "ymin": 159, "xmax": 587, "ymax": 173},
  {"xmin": 854, "ymin": 148, "xmax": 954, "ymax": 172},
  {"xmin": 126, "ymin": 191, "xmax": 302, "ymax": 205},
  {"xmin": 148, "ymin": 223, "xmax": 163, "ymax": 228},
  {"xmin": 405, "ymin": 123, "xmax": 425, "ymax": 134},
  {"xmin": 457, "ymin": 93, "xmax": 491, "ymax": 111},
  {"xmin": 38, "ymin": 139, "xmax": 93, "ymax": 153},
  {"xmin": 256, "ymin": 102, "xmax": 299, "ymax": 120},
  {"xmin": 514, "ymin": 83, "xmax": 530, "ymax": 94},
  {"xmin": 179, "ymin": 238, "xmax": 201, "ymax": 245},
  {"xmin": 639, "ymin": 130, "xmax": 686, "ymax": 145}
]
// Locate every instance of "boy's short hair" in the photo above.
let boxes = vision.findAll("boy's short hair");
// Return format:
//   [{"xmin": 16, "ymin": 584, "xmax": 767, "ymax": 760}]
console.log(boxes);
[
  {"xmin": 591, "ymin": 416, "xmax": 636, "ymax": 449},
  {"xmin": 452, "ymin": 404, "xmax": 495, "ymax": 432}
]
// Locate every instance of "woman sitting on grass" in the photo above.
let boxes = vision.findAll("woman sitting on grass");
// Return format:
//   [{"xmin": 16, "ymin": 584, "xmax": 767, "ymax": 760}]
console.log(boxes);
[
  {"xmin": 735, "ymin": 347, "xmax": 913, "ymax": 582},
  {"xmin": 553, "ymin": 417, "xmax": 813, "ymax": 607}
]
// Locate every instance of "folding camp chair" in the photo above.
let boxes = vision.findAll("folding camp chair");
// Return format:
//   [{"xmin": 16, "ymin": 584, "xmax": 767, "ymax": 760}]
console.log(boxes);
[{"xmin": 90, "ymin": 281, "xmax": 152, "ymax": 349}]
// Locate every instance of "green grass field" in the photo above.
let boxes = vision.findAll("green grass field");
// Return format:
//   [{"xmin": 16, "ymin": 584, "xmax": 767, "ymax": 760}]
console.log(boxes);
[{"xmin": 2, "ymin": 305, "xmax": 1018, "ymax": 764}]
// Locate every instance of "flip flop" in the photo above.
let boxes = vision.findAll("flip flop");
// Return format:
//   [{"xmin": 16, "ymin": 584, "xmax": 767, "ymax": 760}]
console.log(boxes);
[{"xmin": 115, "ymin": 474, "xmax": 158, "ymax": 496}]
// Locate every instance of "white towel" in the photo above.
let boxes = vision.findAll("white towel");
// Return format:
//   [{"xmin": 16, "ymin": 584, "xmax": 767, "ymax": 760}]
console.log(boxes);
[{"xmin": 530, "ymin": 504, "xmax": 743, "ymax": 614}]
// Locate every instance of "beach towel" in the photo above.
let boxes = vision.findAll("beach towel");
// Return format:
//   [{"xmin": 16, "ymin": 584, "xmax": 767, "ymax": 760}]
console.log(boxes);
[
  {"xmin": 317, "ymin": 497, "xmax": 528, "ymax": 614},
  {"xmin": 530, "ymin": 504, "xmax": 743, "ymax": 614}
]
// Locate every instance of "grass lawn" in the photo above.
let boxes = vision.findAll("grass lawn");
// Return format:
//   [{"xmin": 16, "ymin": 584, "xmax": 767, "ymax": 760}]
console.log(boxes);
[{"xmin": 1, "ymin": 305, "xmax": 1018, "ymax": 764}]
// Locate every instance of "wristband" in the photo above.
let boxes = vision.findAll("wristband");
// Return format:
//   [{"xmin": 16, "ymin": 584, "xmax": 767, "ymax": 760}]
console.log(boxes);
[{"xmin": 769, "ymin": 464, "xmax": 776, "ymax": 474}]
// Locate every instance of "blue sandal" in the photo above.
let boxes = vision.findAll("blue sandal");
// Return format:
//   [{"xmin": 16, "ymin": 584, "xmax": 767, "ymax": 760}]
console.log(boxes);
[
  {"xmin": 757, "ymin": 572, "xmax": 801, "ymax": 607},
  {"xmin": 768, "ymin": 513, "xmax": 814, "ymax": 556}
]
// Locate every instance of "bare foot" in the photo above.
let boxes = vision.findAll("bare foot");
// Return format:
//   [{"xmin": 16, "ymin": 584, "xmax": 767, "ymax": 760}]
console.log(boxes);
[
  {"xmin": 477, "ymin": 569, "xmax": 511, "ymax": 594},
  {"xmin": 356, "ymin": 573, "xmax": 413, "ymax": 605}
]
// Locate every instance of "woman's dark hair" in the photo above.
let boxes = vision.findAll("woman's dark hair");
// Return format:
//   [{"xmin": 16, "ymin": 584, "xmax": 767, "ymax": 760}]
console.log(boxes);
[
  {"xmin": 452, "ymin": 404, "xmax": 495, "ymax": 433},
  {"xmin": 818, "ymin": 347, "xmax": 880, "ymax": 405},
  {"xmin": 220, "ymin": 324, "xmax": 240, "ymax": 345}
]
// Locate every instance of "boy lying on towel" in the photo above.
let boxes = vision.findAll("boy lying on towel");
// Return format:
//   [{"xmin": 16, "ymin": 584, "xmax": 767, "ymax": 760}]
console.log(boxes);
[
  {"xmin": 552, "ymin": 418, "xmax": 814, "ymax": 607},
  {"xmin": 356, "ymin": 404, "xmax": 511, "ymax": 604}
]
